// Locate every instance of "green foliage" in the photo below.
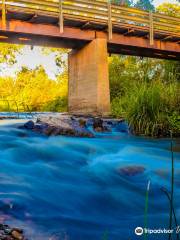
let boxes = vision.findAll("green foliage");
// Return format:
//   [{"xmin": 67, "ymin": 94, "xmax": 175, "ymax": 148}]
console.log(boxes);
[
  {"xmin": 125, "ymin": 83, "xmax": 169, "ymax": 136},
  {"xmin": 135, "ymin": 0, "xmax": 155, "ymax": 11},
  {"xmin": 110, "ymin": 55, "xmax": 180, "ymax": 137},
  {"xmin": 111, "ymin": 0, "xmax": 132, "ymax": 6},
  {"xmin": 168, "ymin": 112, "xmax": 180, "ymax": 134},
  {"xmin": 42, "ymin": 97, "xmax": 68, "ymax": 112}
]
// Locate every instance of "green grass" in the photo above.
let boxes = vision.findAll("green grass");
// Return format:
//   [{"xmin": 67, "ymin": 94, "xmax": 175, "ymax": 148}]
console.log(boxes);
[{"xmin": 111, "ymin": 81, "xmax": 180, "ymax": 137}]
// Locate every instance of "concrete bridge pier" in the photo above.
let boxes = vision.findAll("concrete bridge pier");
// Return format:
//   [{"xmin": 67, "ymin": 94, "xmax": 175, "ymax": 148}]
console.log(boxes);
[{"xmin": 68, "ymin": 38, "xmax": 111, "ymax": 116}]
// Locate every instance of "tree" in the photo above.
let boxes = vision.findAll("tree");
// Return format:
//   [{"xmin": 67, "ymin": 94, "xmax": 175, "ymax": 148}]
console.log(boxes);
[
  {"xmin": 156, "ymin": 2, "xmax": 180, "ymax": 82},
  {"xmin": 0, "ymin": 43, "xmax": 22, "ymax": 65},
  {"xmin": 0, "ymin": 64, "xmax": 68, "ymax": 112},
  {"xmin": 135, "ymin": 0, "xmax": 155, "ymax": 11},
  {"xmin": 157, "ymin": 3, "xmax": 180, "ymax": 17},
  {"xmin": 111, "ymin": 0, "xmax": 132, "ymax": 6}
]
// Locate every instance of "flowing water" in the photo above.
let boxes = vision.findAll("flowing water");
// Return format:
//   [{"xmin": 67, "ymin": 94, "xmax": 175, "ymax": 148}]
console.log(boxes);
[{"xmin": 0, "ymin": 117, "xmax": 180, "ymax": 240}]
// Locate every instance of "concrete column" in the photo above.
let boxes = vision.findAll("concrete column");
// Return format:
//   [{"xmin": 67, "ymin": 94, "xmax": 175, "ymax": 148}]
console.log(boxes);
[{"xmin": 68, "ymin": 38, "xmax": 110, "ymax": 116}]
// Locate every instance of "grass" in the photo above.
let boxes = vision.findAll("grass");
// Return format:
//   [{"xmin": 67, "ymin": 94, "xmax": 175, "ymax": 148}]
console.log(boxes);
[{"xmin": 111, "ymin": 81, "xmax": 180, "ymax": 137}]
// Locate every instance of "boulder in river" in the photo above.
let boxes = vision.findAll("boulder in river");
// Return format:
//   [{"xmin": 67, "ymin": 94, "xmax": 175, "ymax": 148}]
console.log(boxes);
[
  {"xmin": 0, "ymin": 224, "xmax": 25, "ymax": 240},
  {"xmin": 154, "ymin": 169, "xmax": 169, "ymax": 180},
  {"xmin": 24, "ymin": 120, "xmax": 34, "ymax": 130},
  {"xmin": 118, "ymin": 166, "xmax": 145, "ymax": 176},
  {"xmin": 93, "ymin": 118, "xmax": 110, "ymax": 132},
  {"xmin": 24, "ymin": 115, "xmax": 94, "ymax": 138}
]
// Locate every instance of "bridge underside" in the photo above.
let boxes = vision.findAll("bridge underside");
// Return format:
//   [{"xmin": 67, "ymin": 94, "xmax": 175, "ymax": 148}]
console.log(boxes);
[
  {"xmin": 0, "ymin": 19, "xmax": 180, "ymax": 60},
  {"xmin": 0, "ymin": 19, "xmax": 180, "ymax": 115}
]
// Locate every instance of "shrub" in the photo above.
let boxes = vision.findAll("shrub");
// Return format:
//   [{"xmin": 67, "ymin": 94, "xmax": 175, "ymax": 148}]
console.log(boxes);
[{"xmin": 42, "ymin": 96, "xmax": 68, "ymax": 112}]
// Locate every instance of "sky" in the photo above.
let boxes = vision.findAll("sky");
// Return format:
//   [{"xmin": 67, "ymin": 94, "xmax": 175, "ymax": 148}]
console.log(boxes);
[
  {"xmin": 0, "ymin": 46, "xmax": 61, "ymax": 79},
  {"xmin": 135, "ymin": 0, "xmax": 178, "ymax": 5},
  {"xmin": 0, "ymin": 0, "xmax": 179, "ymax": 79}
]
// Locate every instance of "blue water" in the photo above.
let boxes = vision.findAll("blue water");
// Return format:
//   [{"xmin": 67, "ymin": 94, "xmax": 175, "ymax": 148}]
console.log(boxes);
[{"xmin": 0, "ymin": 119, "xmax": 180, "ymax": 240}]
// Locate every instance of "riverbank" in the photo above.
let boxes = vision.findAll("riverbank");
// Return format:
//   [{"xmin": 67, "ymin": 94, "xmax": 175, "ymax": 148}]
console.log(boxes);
[{"xmin": 1, "ymin": 112, "xmax": 179, "ymax": 139}]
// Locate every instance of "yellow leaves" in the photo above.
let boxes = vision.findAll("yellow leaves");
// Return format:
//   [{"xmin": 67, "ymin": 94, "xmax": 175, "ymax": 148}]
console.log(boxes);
[
  {"xmin": 0, "ymin": 43, "xmax": 23, "ymax": 65},
  {"xmin": 157, "ymin": 3, "xmax": 180, "ymax": 18},
  {"xmin": 0, "ymin": 66, "xmax": 68, "ymax": 111}
]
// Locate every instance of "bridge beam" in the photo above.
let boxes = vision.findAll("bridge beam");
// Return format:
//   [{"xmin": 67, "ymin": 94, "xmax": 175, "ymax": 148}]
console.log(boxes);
[{"xmin": 68, "ymin": 38, "xmax": 110, "ymax": 116}]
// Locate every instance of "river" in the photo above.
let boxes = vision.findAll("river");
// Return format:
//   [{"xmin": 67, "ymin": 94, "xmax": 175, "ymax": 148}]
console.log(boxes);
[{"xmin": 0, "ymin": 116, "xmax": 179, "ymax": 240}]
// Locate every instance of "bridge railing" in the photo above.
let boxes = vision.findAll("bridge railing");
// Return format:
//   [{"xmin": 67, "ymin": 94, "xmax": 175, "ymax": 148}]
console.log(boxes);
[{"xmin": 1, "ymin": 0, "xmax": 180, "ymax": 45}]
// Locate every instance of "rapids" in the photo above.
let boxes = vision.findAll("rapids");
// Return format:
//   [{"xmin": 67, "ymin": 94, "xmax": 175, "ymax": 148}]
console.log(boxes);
[{"xmin": 0, "ymin": 117, "xmax": 179, "ymax": 239}]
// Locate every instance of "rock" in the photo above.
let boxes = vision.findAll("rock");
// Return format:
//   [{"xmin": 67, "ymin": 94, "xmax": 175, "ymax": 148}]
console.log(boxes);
[
  {"xmin": 42, "ymin": 126, "xmax": 56, "ymax": 136},
  {"xmin": 154, "ymin": 169, "xmax": 169, "ymax": 180},
  {"xmin": 33, "ymin": 124, "xmax": 48, "ymax": 134},
  {"xmin": 11, "ymin": 229, "xmax": 23, "ymax": 234},
  {"xmin": 36, "ymin": 118, "xmax": 41, "ymax": 123},
  {"xmin": 0, "ymin": 224, "xmax": 25, "ymax": 240},
  {"xmin": 24, "ymin": 121, "xmax": 34, "ymax": 130},
  {"xmin": 172, "ymin": 145, "xmax": 180, "ymax": 153},
  {"xmin": 0, "ymin": 224, "xmax": 5, "ymax": 230},
  {"xmin": 23, "ymin": 114, "xmax": 126, "ymax": 137},
  {"xmin": 11, "ymin": 230, "xmax": 24, "ymax": 240},
  {"xmin": 78, "ymin": 119, "xmax": 87, "ymax": 127},
  {"xmin": 93, "ymin": 118, "xmax": 110, "ymax": 132},
  {"xmin": 118, "ymin": 166, "xmax": 145, "ymax": 176},
  {"xmin": 26, "ymin": 115, "xmax": 95, "ymax": 138},
  {"xmin": 4, "ymin": 228, "xmax": 11, "ymax": 234},
  {"xmin": 93, "ymin": 118, "xmax": 103, "ymax": 131}
]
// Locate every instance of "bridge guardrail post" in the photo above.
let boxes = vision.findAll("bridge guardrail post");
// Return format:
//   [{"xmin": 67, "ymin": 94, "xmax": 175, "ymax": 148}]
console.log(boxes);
[
  {"xmin": 108, "ymin": 0, "xmax": 112, "ymax": 41},
  {"xmin": 59, "ymin": 0, "xmax": 64, "ymax": 33},
  {"xmin": 2, "ymin": 0, "xmax": 6, "ymax": 30},
  {"xmin": 149, "ymin": 11, "xmax": 154, "ymax": 46}
]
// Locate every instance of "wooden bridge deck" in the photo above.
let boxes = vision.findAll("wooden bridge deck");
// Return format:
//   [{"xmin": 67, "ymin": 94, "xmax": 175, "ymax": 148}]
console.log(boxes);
[{"xmin": 0, "ymin": 0, "xmax": 180, "ymax": 60}]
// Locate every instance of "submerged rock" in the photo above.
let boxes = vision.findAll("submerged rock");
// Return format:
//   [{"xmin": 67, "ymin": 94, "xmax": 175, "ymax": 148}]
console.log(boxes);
[
  {"xmin": 118, "ymin": 166, "xmax": 145, "ymax": 176},
  {"xmin": 24, "ymin": 121, "xmax": 34, "ymax": 130},
  {"xmin": 0, "ymin": 224, "xmax": 26, "ymax": 240},
  {"xmin": 11, "ymin": 230, "xmax": 23, "ymax": 240},
  {"xmin": 154, "ymin": 169, "xmax": 169, "ymax": 180},
  {"xmin": 172, "ymin": 145, "xmax": 180, "ymax": 153}
]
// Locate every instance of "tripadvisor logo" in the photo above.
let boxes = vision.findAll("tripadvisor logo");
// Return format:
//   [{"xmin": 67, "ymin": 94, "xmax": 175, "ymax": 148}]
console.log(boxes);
[
  {"xmin": 135, "ymin": 227, "xmax": 175, "ymax": 236},
  {"xmin": 135, "ymin": 227, "xmax": 143, "ymax": 236}
]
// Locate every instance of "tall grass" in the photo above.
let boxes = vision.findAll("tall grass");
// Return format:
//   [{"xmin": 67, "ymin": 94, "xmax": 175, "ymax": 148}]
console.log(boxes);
[{"xmin": 112, "ymin": 81, "xmax": 180, "ymax": 137}]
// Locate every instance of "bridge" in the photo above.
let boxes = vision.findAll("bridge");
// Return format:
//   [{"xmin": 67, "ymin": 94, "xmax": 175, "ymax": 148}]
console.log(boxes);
[{"xmin": 0, "ymin": 0, "xmax": 180, "ymax": 115}]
